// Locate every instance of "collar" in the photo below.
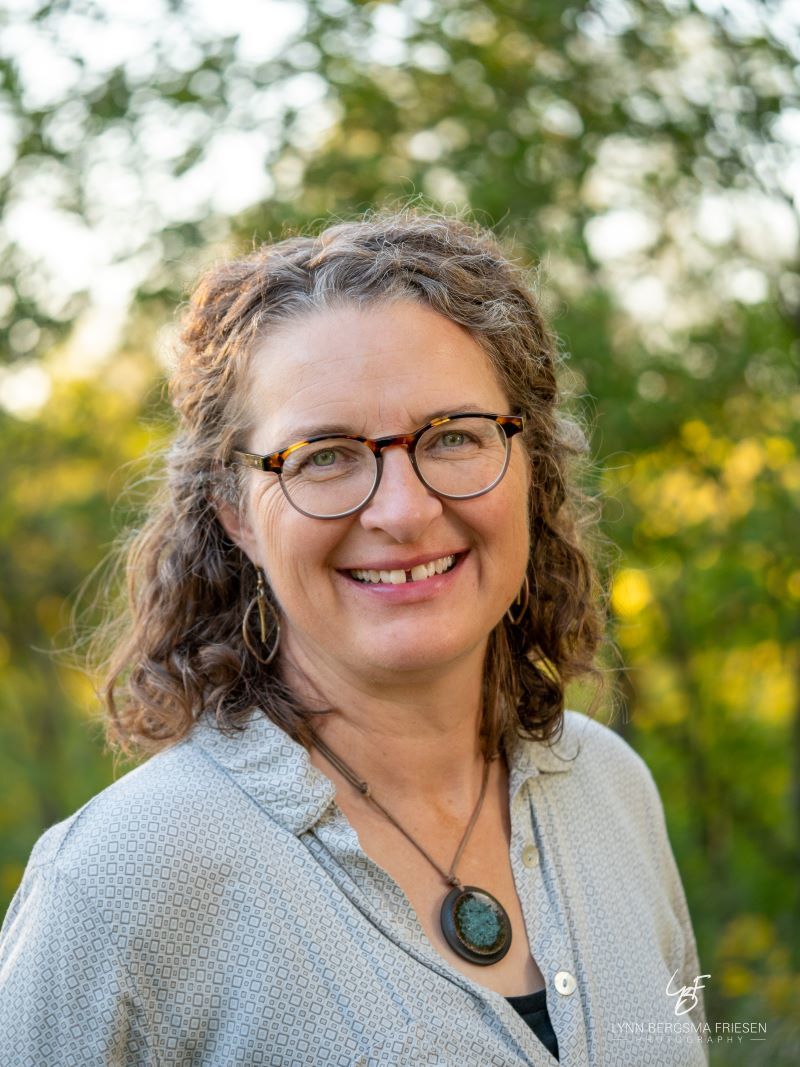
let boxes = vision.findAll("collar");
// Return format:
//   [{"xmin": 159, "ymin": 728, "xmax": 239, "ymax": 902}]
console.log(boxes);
[
  {"xmin": 190, "ymin": 712, "xmax": 335, "ymax": 835},
  {"xmin": 503, "ymin": 716, "xmax": 578, "ymax": 806},
  {"xmin": 190, "ymin": 709, "xmax": 578, "ymax": 836}
]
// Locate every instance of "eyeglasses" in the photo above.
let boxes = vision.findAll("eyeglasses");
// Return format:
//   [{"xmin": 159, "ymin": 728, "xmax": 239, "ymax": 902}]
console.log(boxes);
[{"xmin": 228, "ymin": 412, "xmax": 525, "ymax": 519}]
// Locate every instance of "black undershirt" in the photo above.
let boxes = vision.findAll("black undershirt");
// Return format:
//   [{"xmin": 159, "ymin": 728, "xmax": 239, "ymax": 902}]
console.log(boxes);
[{"xmin": 505, "ymin": 988, "xmax": 560, "ymax": 1061}]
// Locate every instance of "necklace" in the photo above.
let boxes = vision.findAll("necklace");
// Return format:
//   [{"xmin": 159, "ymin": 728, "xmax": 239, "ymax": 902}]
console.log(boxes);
[{"xmin": 310, "ymin": 731, "xmax": 512, "ymax": 966}]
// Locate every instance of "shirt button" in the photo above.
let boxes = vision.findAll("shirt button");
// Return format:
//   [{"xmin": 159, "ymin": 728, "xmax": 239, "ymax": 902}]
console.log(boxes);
[
  {"xmin": 554, "ymin": 971, "xmax": 577, "ymax": 996},
  {"xmin": 521, "ymin": 844, "xmax": 540, "ymax": 868}
]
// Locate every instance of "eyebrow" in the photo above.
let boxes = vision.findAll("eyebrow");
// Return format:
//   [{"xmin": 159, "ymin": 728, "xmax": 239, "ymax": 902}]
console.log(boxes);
[{"xmin": 276, "ymin": 403, "xmax": 490, "ymax": 447}]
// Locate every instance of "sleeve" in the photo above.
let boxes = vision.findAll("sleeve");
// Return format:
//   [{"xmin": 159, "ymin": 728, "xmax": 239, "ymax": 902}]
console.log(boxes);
[
  {"xmin": 0, "ymin": 859, "xmax": 156, "ymax": 1067},
  {"xmin": 638, "ymin": 762, "xmax": 709, "ymax": 1037}
]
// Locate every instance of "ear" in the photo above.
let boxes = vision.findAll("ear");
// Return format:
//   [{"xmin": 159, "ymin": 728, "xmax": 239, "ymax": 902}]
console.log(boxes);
[{"xmin": 215, "ymin": 499, "xmax": 259, "ymax": 563}]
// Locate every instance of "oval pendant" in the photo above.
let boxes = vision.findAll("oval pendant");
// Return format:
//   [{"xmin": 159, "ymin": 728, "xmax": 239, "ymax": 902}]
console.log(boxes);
[{"xmin": 440, "ymin": 885, "xmax": 512, "ymax": 965}]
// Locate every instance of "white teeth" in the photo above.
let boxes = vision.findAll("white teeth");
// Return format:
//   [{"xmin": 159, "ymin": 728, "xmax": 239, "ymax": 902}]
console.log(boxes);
[{"xmin": 350, "ymin": 554, "xmax": 457, "ymax": 584}]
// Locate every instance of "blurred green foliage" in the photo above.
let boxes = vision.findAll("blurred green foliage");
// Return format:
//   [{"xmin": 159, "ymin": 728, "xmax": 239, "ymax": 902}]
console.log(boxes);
[{"xmin": 1, "ymin": 0, "xmax": 798, "ymax": 1062}]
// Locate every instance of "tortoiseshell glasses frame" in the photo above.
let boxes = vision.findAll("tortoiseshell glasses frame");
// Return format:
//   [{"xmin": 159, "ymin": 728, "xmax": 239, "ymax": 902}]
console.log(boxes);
[{"xmin": 227, "ymin": 411, "xmax": 526, "ymax": 519}]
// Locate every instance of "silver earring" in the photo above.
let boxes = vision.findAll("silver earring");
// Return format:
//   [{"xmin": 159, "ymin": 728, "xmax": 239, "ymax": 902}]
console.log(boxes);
[
  {"xmin": 242, "ymin": 567, "xmax": 281, "ymax": 665},
  {"xmin": 506, "ymin": 574, "xmax": 530, "ymax": 625}
]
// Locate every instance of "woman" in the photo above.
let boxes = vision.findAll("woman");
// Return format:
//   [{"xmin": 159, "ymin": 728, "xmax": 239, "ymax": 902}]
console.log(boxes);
[{"xmin": 0, "ymin": 212, "xmax": 708, "ymax": 1065}]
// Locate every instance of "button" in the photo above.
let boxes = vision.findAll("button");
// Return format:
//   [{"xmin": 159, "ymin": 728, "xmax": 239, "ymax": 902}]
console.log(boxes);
[
  {"xmin": 554, "ymin": 971, "xmax": 577, "ymax": 996},
  {"xmin": 521, "ymin": 844, "xmax": 540, "ymax": 868}
]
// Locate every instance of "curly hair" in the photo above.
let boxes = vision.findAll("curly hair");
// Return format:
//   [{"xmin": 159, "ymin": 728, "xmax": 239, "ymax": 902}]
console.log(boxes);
[{"xmin": 101, "ymin": 209, "xmax": 604, "ymax": 758}]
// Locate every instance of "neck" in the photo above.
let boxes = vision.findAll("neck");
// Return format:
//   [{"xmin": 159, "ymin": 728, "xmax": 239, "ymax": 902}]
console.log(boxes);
[{"xmin": 280, "ymin": 632, "xmax": 490, "ymax": 808}]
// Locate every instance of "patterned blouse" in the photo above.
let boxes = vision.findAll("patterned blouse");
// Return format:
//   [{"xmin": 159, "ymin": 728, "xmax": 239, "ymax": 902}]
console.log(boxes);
[{"xmin": 0, "ymin": 709, "xmax": 709, "ymax": 1066}]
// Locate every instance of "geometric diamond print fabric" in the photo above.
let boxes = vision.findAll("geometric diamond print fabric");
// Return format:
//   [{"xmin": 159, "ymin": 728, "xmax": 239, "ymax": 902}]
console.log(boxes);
[{"xmin": 0, "ymin": 710, "xmax": 708, "ymax": 1065}]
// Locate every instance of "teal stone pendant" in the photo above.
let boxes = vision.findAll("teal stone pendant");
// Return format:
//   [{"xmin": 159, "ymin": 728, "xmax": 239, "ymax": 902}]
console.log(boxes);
[{"xmin": 440, "ymin": 885, "xmax": 512, "ymax": 965}]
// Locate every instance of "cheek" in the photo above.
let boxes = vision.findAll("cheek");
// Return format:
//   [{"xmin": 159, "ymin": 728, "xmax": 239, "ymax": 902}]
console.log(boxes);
[
  {"xmin": 245, "ymin": 486, "xmax": 299, "ymax": 580},
  {"xmin": 487, "ymin": 483, "xmax": 531, "ymax": 592},
  {"xmin": 482, "ymin": 462, "xmax": 530, "ymax": 546},
  {"xmin": 248, "ymin": 487, "xmax": 345, "ymax": 595},
  {"xmin": 244, "ymin": 483, "xmax": 284, "ymax": 559},
  {"xmin": 507, "ymin": 456, "xmax": 532, "ymax": 542},
  {"xmin": 455, "ymin": 477, "xmax": 530, "ymax": 578}
]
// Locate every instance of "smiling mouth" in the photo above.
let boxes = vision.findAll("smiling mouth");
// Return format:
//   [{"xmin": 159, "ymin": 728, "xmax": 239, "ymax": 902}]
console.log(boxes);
[{"xmin": 349, "ymin": 553, "xmax": 459, "ymax": 585}]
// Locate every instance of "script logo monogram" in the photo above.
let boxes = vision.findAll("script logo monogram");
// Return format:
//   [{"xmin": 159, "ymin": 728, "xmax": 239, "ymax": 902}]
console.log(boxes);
[{"xmin": 665, "ymin": 970, "xmax": 710, "ymax": 1016}]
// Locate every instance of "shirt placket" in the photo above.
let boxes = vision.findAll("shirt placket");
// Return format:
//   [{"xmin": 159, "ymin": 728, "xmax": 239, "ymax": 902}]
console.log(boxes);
[
  {"xmin": 511, "ymin": 774, "xmax": 591, "ymax": 1066},
  {"xmin": 305, "ymin": 804, "xmax": 552, "ymax": 1066}
]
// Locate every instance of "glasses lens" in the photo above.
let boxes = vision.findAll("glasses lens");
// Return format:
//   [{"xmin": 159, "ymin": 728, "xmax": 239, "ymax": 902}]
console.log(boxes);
[
  {"xmin": 281, "ymin": 439, "xmax": 377, "ymax": 517},
  {"xmin": 415, "ymin": 417, "xmax": 509, "ymax": 498}
]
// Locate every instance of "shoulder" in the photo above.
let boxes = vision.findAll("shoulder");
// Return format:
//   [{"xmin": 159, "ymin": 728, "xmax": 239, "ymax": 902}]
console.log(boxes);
[
  {"xmin": 531, "ymin": 709, "xmax": 666, "ymax": 839},
  {"xmin": 21, "ymin": 732, "xmax": 287, "ymax": 902},
  {"xmin": 25, "ymin": 740, "xmax": 210, "ymax": 870},
  {"xmin": 560, "ymin": 708, "xmax": 653, "ymax": 782}
]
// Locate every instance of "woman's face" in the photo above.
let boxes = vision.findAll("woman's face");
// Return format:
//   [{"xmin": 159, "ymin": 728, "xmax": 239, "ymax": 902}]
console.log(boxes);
[{"xmin": 225, "ymin": 300, "xmax": 531, "ymax": 683}]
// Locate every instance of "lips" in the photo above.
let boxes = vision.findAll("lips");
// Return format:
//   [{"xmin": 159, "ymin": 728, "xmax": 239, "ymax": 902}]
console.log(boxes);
[{"xmin": 349, "ymin": 553, "xmax": 458, "ymax": 585}]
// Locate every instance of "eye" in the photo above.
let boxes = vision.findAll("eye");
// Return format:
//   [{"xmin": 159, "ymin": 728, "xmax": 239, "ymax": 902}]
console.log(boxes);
[
  {"xmin": 310, "ymin": 449, "xmax": 337, "ymax": 467},
  {"xmin": 427, "ymin": 428, "xmax": 479, "ymax": 451},
  {"xmin": 284, "ymin": 440, "xmax": 367, "ymax": 479},
  {"xmin": 440, "ymin": 431, "xmax": 466, "ymax": 447}
]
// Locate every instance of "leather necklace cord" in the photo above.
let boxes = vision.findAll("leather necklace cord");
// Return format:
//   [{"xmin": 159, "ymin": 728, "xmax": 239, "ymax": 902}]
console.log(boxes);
[
  {"xmin": 309, "ymin": 730, "xmax": 491, "ymax": 890},
  {"xmin": 310, "ymin": 730, "xmax": 514, "ymax": 968}
]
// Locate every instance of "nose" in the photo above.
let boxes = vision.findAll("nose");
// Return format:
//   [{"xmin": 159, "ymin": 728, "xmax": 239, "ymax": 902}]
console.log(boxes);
[{"xmin": 358, "ymin": 444, "xmax": 442, "ymax": 539}]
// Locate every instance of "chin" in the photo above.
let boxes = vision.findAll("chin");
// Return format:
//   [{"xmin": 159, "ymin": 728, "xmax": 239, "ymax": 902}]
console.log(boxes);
[{"xmin": 347, "ymin": 635, "xmax": 477, "ymax": 676}]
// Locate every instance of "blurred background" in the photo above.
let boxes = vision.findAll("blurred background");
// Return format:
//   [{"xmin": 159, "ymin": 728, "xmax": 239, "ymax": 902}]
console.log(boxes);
[{"xmin": 0, "ymin": 0, "xmax": 798, "ymax": 1062}]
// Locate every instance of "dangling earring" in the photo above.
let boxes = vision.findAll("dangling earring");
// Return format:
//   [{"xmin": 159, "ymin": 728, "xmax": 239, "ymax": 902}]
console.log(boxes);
[
  {"xmin": 242, "ymin": 567, "xmax": 281, "ymax": 665},
  {"xmin": 506, "ymin": 574, "xmax": 530, "ymax": 625}
]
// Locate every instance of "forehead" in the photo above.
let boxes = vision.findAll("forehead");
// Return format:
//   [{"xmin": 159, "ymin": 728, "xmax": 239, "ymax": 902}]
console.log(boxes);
[{"xmin": 244, "ymin": 300, "xmax": 509, "ymax": 446}]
